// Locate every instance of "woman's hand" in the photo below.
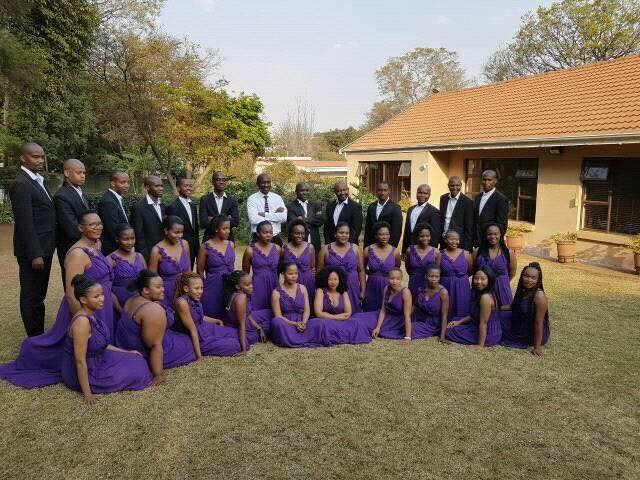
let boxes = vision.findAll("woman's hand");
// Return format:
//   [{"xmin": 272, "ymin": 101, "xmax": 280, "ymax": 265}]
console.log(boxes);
[
  {"xmin": 234, "ymin": 350, "xmax": 247, "ymax": 357},
  {"xmin": 371, "ymin": 326, "xmax": 381, "ymax": 339},
  {"xmin": 195, "ymin": 355, "xmax": 204, "ymax": 363},
  {"xmin": 532, "ymin": 347, "xmax": 544, "ymax": 356},
  {"xmin": 438, "ymin": 336, "xmax": 448, "ymax": 344},
  {"xmin": 447, "ymin": 320, "xmax": 460, "ymax": 329},
  {"xmin": 150, "ymin": 374, "xmax": 166, "ymax": 387},
  {"xmin": 130, "ymin": 349, "xmax": 143, "ymax": 356},
  {"xmin": 258, "ymin": 328, "xmax": 268, "ymax": 343},
  {"xmin": 295, "ymin": 322, "xmax": 307, "ymax": 332},
  {"xmin": 400, "ymin": 337, "xmax": 411, "ymax": 347},
  {"xmin": 83, "ymin": 393, "xmax": 99, "ymax": 405},
  {"xmin": 468, "ymin": 344, "xmax": 483, "ymax": 352}
]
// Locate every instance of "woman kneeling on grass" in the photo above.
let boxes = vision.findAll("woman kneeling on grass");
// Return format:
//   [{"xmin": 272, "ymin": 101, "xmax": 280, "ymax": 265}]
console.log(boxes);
[
  {"xmin": 500, "ymin": 262, "xmax": 550, "ymax": 356},
  {"xmin": 411, "ymin": 263, "xmax": 449, "ymax": 342},
  {"xmin": 445, "ymin": 265, "xmax": 502, "ymax": 350},
  {"xmin": 62, "ymin": 275, "xmax": 151, "ymax": 404},
  {"xmin": 173, "ymin": 273, "xmax": 245, "ymax": 358}
]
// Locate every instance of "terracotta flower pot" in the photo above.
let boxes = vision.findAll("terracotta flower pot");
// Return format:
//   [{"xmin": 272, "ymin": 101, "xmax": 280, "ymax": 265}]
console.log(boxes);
[
  {"xmin": 556, "ymin": 240, "xmax": 576, "ymax": 263},
  {"xmin": 634, "ymin": 252, "xmax": 640, "ymax": 275},
  {"xmin": 506, "ymin": 233, "xmax": 524, "ymax": 253}
]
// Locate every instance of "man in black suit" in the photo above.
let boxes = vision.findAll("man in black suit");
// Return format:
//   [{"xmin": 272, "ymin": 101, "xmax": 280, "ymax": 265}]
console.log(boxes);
[
  {"xmin": 97, "ymin": 170, "xmax": 131, "ymax": 255},
  {"xmin": 401, "ymin": 184, "xmax": 442, "ymax": 253},
  {"xmin": 439, "ymin": 176, "xmax": 474, "ymax": 251},
  {"xmin": 324, "ymin": 181, "xmax": 362, "ymax": 245},
  {"xmin": 131, "ymin": 175, "xmax": 166, "ymax": 262},
  {"xmin": 53, "ymin": 159, "xmax": 90, "ymax": 285},
  {"xmin": 473, "ymin": 169, "xmax": 509, "ymax": 247},
  {"xmin": 364, "ymin": 181, "xmax": 403, "ymax": 248},
  {"xmin": 167, "ymin": 177, "xmax": 199, "ymax": 266},
  {"xmin": 10, "ymin": 143, "xmax": 56, "ymax": 336},
  {"xmin": 199, "ymin": 171, "xmax": 239, "ymax": 241},
  {"xmin": 286, "ymin": 181, "xmax": 325, "ymax": 254}
]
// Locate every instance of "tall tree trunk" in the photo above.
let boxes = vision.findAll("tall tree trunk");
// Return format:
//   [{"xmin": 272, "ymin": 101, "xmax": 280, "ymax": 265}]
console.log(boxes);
[{"xmin": 146, "ymin": 138, "xmax": 177, "ymax": 194}]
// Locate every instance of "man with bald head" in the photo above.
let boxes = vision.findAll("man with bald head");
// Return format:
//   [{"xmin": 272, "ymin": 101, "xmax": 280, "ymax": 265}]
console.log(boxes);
[
  {"xmin": 53, "ymin": 158, "xmax": 90, "ymax": 285},
  {"xmin": 97, "ymin": 170, "xmax": 131, "ymax": 255},
  {"xmin": 324, "ymin": 181, "xmax": 362, "ymax": 245},
  {"xmin": 287, "ymin": 181, "xmax": 325, "ymax": 254},
  {"xmin": 473, "ymin": 169, "xmax": 509, "ymax": 247},
  {"xmin": 131, "ymin": 175, "xmax": 166, "ymax": 261},
  {"xmin": 10, "ymin": 143, "xmax": 56, "ymax": 336},
  {"xmin": 401, "ymin": 184, "xmax": 442, "ymax": 253},
  {"xmin": 439, "ymin": 175, "xmax": 474, "ymax": 251}
]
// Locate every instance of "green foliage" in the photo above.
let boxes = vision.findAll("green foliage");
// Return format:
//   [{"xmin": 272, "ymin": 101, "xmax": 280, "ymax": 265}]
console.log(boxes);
[
  {"xmin": 506, "ymin": 223, "xmax": 529, "ymax": 236},
  {"xmin": 350, "ymin": 182, "xmax": 377, "ymax": 218},
  {"xmin": 551, "ymin": 231, "xmax": 578, "ymax": 243}
]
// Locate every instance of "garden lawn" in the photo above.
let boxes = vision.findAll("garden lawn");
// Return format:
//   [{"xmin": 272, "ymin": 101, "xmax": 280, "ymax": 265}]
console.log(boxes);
[{"xmin": 0, "ymin": 249, "xmax": 639, "ymax": 480}]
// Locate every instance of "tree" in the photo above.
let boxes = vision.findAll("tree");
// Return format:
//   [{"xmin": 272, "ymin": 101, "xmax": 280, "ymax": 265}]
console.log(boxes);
[
  {"xmin": 271, "ymin": 98, "xmax": 316, "ymax": 156},
  {"xmin": 483, "ymin": 0, "xmax": 640, "ymax": 83}
]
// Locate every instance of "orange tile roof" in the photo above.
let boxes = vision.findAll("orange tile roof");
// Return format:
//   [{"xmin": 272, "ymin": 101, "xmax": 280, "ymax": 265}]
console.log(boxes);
[{"xmin": 344, "ymin": 55, "xmax": 640, "ymax": 152}]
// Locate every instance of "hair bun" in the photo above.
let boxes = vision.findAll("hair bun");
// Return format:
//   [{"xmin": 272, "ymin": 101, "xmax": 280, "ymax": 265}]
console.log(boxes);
[{"xmin": 528, "ymin": 262, "xmax": 541, "ymax": 268}]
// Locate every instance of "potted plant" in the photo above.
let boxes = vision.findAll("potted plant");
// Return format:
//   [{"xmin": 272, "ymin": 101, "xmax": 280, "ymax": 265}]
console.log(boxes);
[
  {"xmin": 550, "ymin": 231, "xmax": 578, "ymax": 263},
  {"xmin": 625, "ymin": 234, "xmax": 640, "ymax": 275},
  {"xmin": 505, "ymin": 224, "xmax": 528, "ymax": 253}
]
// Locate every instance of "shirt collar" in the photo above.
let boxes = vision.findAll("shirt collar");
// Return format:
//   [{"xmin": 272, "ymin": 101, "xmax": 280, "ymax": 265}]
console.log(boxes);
[
  {"xmin": 214, "ymin": 191, "xmax": 227, "ymax": 199},
  {"xmin": 482, "ymin": 188, "xmax": 496, "ymax": 196},
  {"xmin": 71, "ymin": 184, "xmax": 83, "ymax": 195},
  {"xmin": 179, "ymin": 195, "xmax": 191, "ymax": 204},
  {"xmin": 109, "ymin": 188, "xmax": 123, "ymax": 201},
  {"xmin": 146, "ymin": 194, "xmax": 161, "ymax": 206},
  {"xmin": 21, "ymin": 166, "xmax": 41, "ymax": 181},
  {"xmin": 298, "ymin": 198, "xmax": 308, "ymax": 205},
  {"xmin": 449, "ymin": 192, "xmax": 461, "ymax": 200},
  {"xmin": 338, "ymin": 197, "xmax": 349, "ymax": 206},
  {"xmin": 378, "ymin": 198, "xmax": 389, "ymax": 208}
]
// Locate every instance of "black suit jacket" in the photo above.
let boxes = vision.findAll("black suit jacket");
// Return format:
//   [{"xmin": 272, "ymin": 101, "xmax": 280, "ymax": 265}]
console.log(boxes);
[
  {"xmin": 401, "ymin": 203, "xmax": 442, "ymax": 252},
  {"xmin": 131, "ymin": 198, "xmax": 166, "ymax": 262},
  {"xmin": 198, "ymin": 192, "xmax": 239, "ymax": 241},
  {"xmin": 439, "ymin": 193, "xmax": 474, "ymax": 251},
  {"xmin": 364, "ymin": 200, "xmax": 403, "ymax": 248},
  {"xmin": 97, "ymin": 190, "xmax": 130, "ymax": 255},
  {"xmin": 53, "ymin": 182, "xmax": 90, "ymax": 257},
  {"xmin": 324, "ymin": 199, "xmax": 362, "ymax": 245},
  {"xmin": 473, "ymin": 190, "xmax": 509, "ymax": 246},
  {"xmin": 167, "ymin": 198, "xmax": 199, "ymax": 264},
  {"xmin": 10, "ymin": 169, "xmax": 56, "ymax": 260},
  {"xmin": 286, "ymin": 199, "xmax": 325, "ymax": 253}
]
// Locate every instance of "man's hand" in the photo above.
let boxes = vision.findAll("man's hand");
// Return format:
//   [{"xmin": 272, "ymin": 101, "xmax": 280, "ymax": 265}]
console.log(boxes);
[
  {"xmin": 275, "ymin": 207, "xmax": 285, "ymax": 213},
  {"xmin": 258, "ymin": 212, "xmax": 266, "ymax": 217},
  {"xmin": 31, "ymin": 257, "xmax": 45, "ymax": 270}
]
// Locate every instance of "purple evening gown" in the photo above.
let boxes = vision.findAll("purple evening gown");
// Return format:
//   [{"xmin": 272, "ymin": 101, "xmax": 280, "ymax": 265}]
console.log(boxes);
[
  {"xmin": 157, "ymin": 240, "xmax": 191, "ymax": 308},
  {"xmin": 175, "ymin": 295, "xmax": 242, "ymax": 356},
  {"xmin": 270, "ymin": 285, "xmax": 326, "ymax": 348},
  {"xmin": 0, "ymin": 247, "xmax": 114, "ymax": 388},
  {"xmin": 500, "ymin": 296, "xmax": 550, "ymax": 349},
  {"xmin": 411, "ymin": 287, "xmax": 446, "ymax": 339},
  {"xmin": 224, "ymin": 293, "xmax": 272, "ymax": 345},
  {"xmin": 326, "ymin": 244, "xmax": 362, "ymax": 314},
  {"xmin": 353, "ymin": 287, "xmax": 409, "ymax": 339},
  {"xmin": 476, "ymin": 252, "xmax": 513, "ymax": 306},
  {"xmin": 406, "ymin": 245, "xmax": 436, "ymax": 300},
  {"xmin": 109, "ymin": 252, "xmax": 145, "ymax": 306},
  {"xmin": 62, "ymin": 314, "xmax": 151, "ymax": 393},
  {"xmin": 201, "ymin": 241, "xmax": 235, "ymax": 318},
  {"xmin": 440, "ymin": 250, "xmax": 471, "ymax": 319},
  {"xmin": 250, "ymin": 244, "xmax": 279, "ymax": 310},
  {"xmin": 445, "ymin": 294, "xmax": 502, "ymax": 346},
  {"xmin": 362, "ymin": 246, "xmax": 396, "ymax": 312},
  {"xmin": 314, "ymin": 289, "xmax": 371, "ymax": 345},
  {"xmin": 115, "ymin": 301, "xmax": 196, "ymax": 369},
  {"xmin": 283, "ymin": 243, "xmax": 316, "ymax": 304}
]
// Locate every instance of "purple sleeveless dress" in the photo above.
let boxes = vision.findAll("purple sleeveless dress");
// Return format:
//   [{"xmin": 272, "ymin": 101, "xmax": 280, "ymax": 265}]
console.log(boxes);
[
  {"xmin": 353, "ymin": 287, "xmax": 409, "ymax": 339},
  {"xmin": 270, "ymin": 285, "xmax": 326, "ymax": 348},
  {"xmin": 250, "ymin": 244, "xmax": 279, "ymax": 310},
  {"xmin": 157, "ymin": 240, "xmax": 191, "ymax": 309},
  {"xmin": 411, "ymin": 287, "xmax": 446, "ymax": 339},
  {"xmin": 445, "ymin": 294, "xmax": 502, "ymax": 346},
  {"xmin": 476, "ymin": 252, "xmax": 513, "ymax": 306},
  {"xmin": 115, "ymin": 301, "xmax": 196, "ymax": 369},
  {"xmin": 362, "ymin": 246, "xmax": 396, "ymax": 312},
  {"xmin": 314, "ymin": 289, "xmax": 371, "ymax": 345},
  {"xmin": 0, "ymin": 247, "xmax": 114, "ymax": 388},
  {"xmin": 326, "ymin": 244, "xmax": 361, "ymax": 314},
  {"xmin": 406, "ymin": 245, "xmax": 436, "ymax": 300},
  {"xmin": 500, "ymin": 294, "xmax": 550, "ymax": 349},
  {"xmin": 283, "ymin": 243, "xmax": 315, "ymax": 304},
  {"xmin": 224, "ymin": 294, "xmax": 272, "ymax": 345},
  {"xmin": 201, "ymin": 242, "xmax": 235, "ymax": 318},
  {"xmin": 440, "ymin": 250, "xmax": 471, "ymax": 319},
  {"xmin": 175, "ymin": 295, "xmax": 242, "ymax": 356},
  {"xmin": 109, "ymin": 252, "xmax": 145, "ymax": 306},
  {"xmin": 62, "ymin": 314, "xmax": 151, "ymax": 393}
]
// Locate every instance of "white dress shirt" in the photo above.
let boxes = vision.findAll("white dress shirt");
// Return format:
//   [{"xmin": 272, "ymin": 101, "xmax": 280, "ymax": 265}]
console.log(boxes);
[
  {"xmin": 178, "ymin": 196, "xmax": 193, "ymax": 227},
  {"xmin": 443, "ymin": 193, "xmax": 461, "ymax": 233},
  {"xmin": 478, "ymin": 188, "xmax": 496, "ymax": 215},
  {"xmin": 247, "ymin": 190, "xmax": 287, "ymax": 234},
  {"xmin": 21, "ymin": 166, "xmax": 51, "ymax": 200},
  {"xmin": 333, "ymin": 198, "xmax": 349, "ymax": 226},
  {"xmin": 214, "ymin": 191, "xmax": 227, "ymax": 214},
  {"xmin": 146, "ymin": 194, "xmax": 163, "ymax": 221},
  {"xmin": 71, "ymin": 184, "xmax": 88, "ymax": 208},
  {"xmin": 375, "ymin": 199, "xmax": 389, "ymax": 220},
  {"xmin": 409, "ymin": 202, "xmax": 427, "ymax": 231},
  {"xmin": 109, "ymin": 188, "xmax": 128, "ymax": 222}
]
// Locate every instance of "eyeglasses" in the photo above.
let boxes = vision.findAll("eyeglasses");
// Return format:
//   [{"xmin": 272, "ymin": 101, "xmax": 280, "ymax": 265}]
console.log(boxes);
[{"xmin": 82, "ymin": 222, "xmax": 104, "ymax": 228}]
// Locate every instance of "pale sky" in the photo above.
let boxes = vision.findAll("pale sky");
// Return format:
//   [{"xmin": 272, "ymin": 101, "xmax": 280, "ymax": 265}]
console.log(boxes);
[{"xmin": 160, "ymin": 0, "xmax": 553, "ymax": 131}]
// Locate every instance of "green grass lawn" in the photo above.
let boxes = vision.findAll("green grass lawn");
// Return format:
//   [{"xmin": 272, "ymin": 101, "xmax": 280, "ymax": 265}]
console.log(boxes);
[{"xmin": 0, "ymin": 246, "xmax": 639, "ymax": 479}]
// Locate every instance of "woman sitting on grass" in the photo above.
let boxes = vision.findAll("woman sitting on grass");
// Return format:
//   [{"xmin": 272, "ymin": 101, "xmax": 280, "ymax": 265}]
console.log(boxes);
[
  {"xmin": 108, "ymin": 223, "xmax": 146, "ymax": 309},
  {"xmin": 411, "ymin": 263, "xmax": 449, "ymax": 342},
  {"xmin": 473, "ymin": 223, "xmax": 517, "ymax": 306}
]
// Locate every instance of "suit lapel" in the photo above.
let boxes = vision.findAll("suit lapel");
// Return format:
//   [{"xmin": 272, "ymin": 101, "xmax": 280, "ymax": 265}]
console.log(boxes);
[{"xmin": 23, "ymin": 171, "xmax": 52, "ymax": 205}]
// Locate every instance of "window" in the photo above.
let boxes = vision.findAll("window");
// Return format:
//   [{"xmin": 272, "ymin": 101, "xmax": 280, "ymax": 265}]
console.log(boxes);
[
  {"xmin": 581, "ymin": 158, "xmax": 640, "ymax": 235},
  {"xmin": 357, "ymin": 161, "xmax": 411, "ymax": 202},
  {"xmin": 465, "ymin": 158, "xmax": 538, "ymax": 223}
]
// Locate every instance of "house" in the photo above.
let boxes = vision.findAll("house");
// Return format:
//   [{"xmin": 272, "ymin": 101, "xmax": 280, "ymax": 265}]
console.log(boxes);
[
  {"xmin": 342, "ymin": 56, "xmax": 640, "ymax": 272},
  {"xmin": 256, "ymin": 156, "xmax": 347, "ymax": 178}
]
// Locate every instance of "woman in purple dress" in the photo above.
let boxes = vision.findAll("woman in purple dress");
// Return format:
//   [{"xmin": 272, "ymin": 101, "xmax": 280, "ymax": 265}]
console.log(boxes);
[
  {"xmin": 173, "ymin": 273, "xmax": 244, "ymax": 357},
  {"xmin": 501, "ymin": 262, "xmax": 550, "ymax": 355},
  {"xmin": 312, "ymin": 266, "xmax": 371, "ymax": 345},
  {"xmin": 362, "ymin": 221, "xmax": 401, "ymax": 312},
  {"xmin": 223, "ymin": 270, "xmax": 272, "ymax": 349},
  {"xmin": 116, "ymin": 270, "xmax": 196, "ymax": 384},
  {"xmin": 412, "ymin": 263, "xmax": 449, "ymax": 341},
  {"xmin": 149, "ymin": 215, "xmax": 191, "ymax": 308},
  {"xmin": 62, "ymin": 275, "xmax": 151, "ymax": 404},
  {"xmin": 197, "ymin": 215, "xmax": 235, "ymax": 318},
  {"xmin": 242, "ymin": 221, "xmax": 282, "ymax": 310},
  {"xmin": 473, "ymin": 223, "xmax": 517, "ymax": 306},
  {"xmin": 108, "ymin": 224, "xmax": 146, "ymax": 309},
  {"xmin": 405, "ymin": 223, "xmax": 440, "ymax": 300},
  {"xmin": 440, "ymin": 230, "xmax": 473, "ymax": 319},
  {"xmin": 445, "ymin": 265, "xmax": 502, "ymax": 350},
  {"xmin": 318, "ymin": 221, "xmax": 365, "ymax": 314},
  {"xmin": 0, "ymin": 212, "xmax": 115, "ymax": 388},
  {"xmin": 283, "ymin": 219, "xmax": 316, "ymax": 304}
]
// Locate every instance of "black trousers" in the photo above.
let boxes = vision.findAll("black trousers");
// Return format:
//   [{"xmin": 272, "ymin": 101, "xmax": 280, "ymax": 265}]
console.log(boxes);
[
  {"xmin": 251, "ymin": 232, "xmax": 284, "ymax": 246},
  {"xmin": 17, "ymin": 255, "xmax": 53, "ymax": 337}
]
